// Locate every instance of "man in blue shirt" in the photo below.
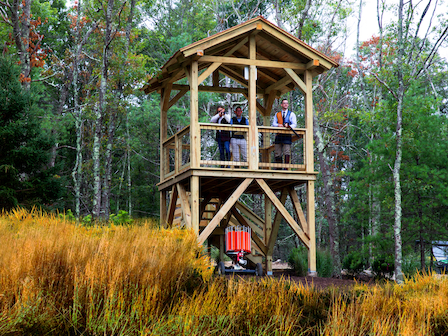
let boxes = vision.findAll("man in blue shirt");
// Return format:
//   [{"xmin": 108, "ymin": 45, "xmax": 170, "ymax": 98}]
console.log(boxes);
[{"xmin": 230, "ymin": 106, "xmax": 248, "ymax": 163}]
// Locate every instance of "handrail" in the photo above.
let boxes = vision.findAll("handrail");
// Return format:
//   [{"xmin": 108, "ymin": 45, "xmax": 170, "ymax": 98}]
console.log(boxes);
[{"xmin": 162, "ymin": 125, "xmax": 190, "ymax": 146}]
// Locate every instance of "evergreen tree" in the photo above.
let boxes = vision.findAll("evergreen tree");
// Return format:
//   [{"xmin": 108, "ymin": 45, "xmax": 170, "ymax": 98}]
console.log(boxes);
[{"xmin": 0, "ymin": 57, "xmax": 61, "ymax": 209}]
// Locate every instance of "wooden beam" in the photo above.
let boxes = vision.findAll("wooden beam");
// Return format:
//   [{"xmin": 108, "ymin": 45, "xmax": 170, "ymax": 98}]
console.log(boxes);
[
  {"xmin": 197, "ymin": 178, "xmax": 253, "ymax": 244},
  {"xmin": 212, "ymin": 70, "xmax": 219, "ymax": 87},
  {"xmin": 248, "ymin": 34, "xmax": 258, "ymax": 170},
  {"xmin": 260, "ymin": 25, "xmax": 333, "ymax": 70},
  {"xmin": 200, "ymin": 55, "xmax": 307, "ymax": 70},
  {"xmin": 183, "ymin": 22, "xmax": 261, "ymax": 57},
  {"xmin": 235, "ymin": 201, "xmax": 265, "ymax": 228},
  {"xmin": 256, "ymin": 179, "xmax": 309, "ymax": 248},
  {"xmin": 288, "ymin": 187, "xmax": 308, "ymax": 234},
  {"xmin": 198, "ymin": 62, "xmax": 222, "ymax": 85},
  {"xmin": 256, "ymin": 100, "xmax": 266, "ymax": 115},
  {"xmin": 307, "ymin": 180, "xmax": 316, "ymax": 275},
  {"xmin": 267, "ymin": 188, "xmax": 288, "ymax": 253},
  {"xmin": 167, "ymin": 185, "xmax": 178, "ymax": 227},
  {"xmin": 284, "ymin": 68, "xmax": 306, "ymax": 94},
  {"xmin": 224, "ymin": 36, "xmax": 249, "ymax": 57},
  {"xmin": 191, "ymin": 176, "xmax": 200, "ymax": 235},
  {"xmin": 168, "ymin": 88, "xmax": 188, "ymax": 110},
  {"xmin": 171, "ymin": 84, "xmax": 253, "ymax": 95},
  {"xmin": 265, "ymin": 75, "xmax": 292, "ymax": 94},
  {"xmin": 177, "ymin": 183, "xmax": 192, "ymax": 229},
  {"xmin": 199, "ymin": 195, "xmax": 213, "ymax": 220},
  {"xmin": 265, "ymin": 90, "xmax": 277, "ymax": 116},
  {"xmin": 190, "ymin": 61, "xmax": 200, "ymax": 168},
  {"xmin": 160, "ymin": 190, "xmax": 167, "ymax": 228},
  {"xmin": 306, "ymin": 59, "xmax": 320, "ymax": 70},
  {"xmin": 305, "ymin": 70, "xmax": 314, "ymax": 173},
  {"xmin": 230, "ymin": 207, "xmax": 267, "ymax": 256},
  {"xmin": 219, "ymin": 65, "xmax": 248, "ymax": 88}
]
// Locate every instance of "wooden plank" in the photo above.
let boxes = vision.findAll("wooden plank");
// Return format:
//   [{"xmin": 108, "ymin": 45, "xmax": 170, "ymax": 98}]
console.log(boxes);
[
  {"xmin": 230, "ymin": 207, "xmax": 267, "ymax": 256},
  {"xmin": 266, "ymin": 188, "xmax": 287, "ymax": 274},
  {"xmin": 167, "ymin": 185, "xmax": 178, "ymax": 227},
  {"xmin": 256, "ymin": 179, "xmax": 309, "ymax": 248},
  {"xmin": 284, "ymin": 68, "xmax": 306, "ymax": 94},
  {"xmin": 200, "ymin": 195, "xmax": 213, "ymax": 219},
  {"xmin": 200, "ymin": 55, "xmax": 307, "ymax": 70},
  {"xmin": 191, "ymin": 175, "xmax": 200, "ymax": 235},
  {"xmin": 190, "ymin": 61, "xmax": 200, "ymax": 168},
  {"xmin": 177, "ymin": 183, "xmax": 192, "ymax": 229},
  {"xmin": 305, "ymin": 70, "xmax": 314, "ymax": 173},
  {"xmin": 168, "ymin": 88, "xmax": 188, "ymax": 110},
  {"xmin": 307, "ymin": 180, "xmax": 316, "ymax": 275},
  {"xmin": 288, "ymin": 187, "xmax": 308, "ymax": 234},
  {"xmin": 265, "ymin": 76, "xmax": 292, "ymax": 94},
  {"xmin": 197, "ymin": 178, "xmax": 253, "ymax": 244},
  {"xmin": 198, "ymin": 62, "xmax": 222, "ymax": 85}
]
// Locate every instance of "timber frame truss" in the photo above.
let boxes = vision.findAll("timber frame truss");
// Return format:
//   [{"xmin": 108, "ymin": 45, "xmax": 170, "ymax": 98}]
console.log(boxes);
[{"xmin": 144, "ymin": 16, "xmax": 338, "ymax": 276}]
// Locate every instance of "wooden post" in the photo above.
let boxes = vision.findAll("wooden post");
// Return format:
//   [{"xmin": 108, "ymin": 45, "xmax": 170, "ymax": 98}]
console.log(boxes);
[
  {"xmin": 190, "ymin": 61, "xmax": 200, "ymax": 168},
  {"xmin": 160, "ymin": 190, "xmax": 167, "ymax": 228},
  {"xmin": 265, "ymin": 195, "xmax": 272, "ymax": 275},
  {"xmin": 219, "ymin": 234, "xmax": 225, "ymax": 262},
  {"xmin": 248, "ymin": 34, "xmax": 259, "ymax": 170},
  {"xmin": 191, "ymin": 175, "xmax": 200, "ymax": 235},
  {"xmin": 305, "ymin": 70, "xmax": 314, "ymax": 173},
  {"xmin": 307, "ymin": 180, "xmax": 317, "ymax": 276}
]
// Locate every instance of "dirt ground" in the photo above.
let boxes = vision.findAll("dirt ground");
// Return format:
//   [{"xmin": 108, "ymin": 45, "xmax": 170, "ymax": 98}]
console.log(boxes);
[{"xmin": 224, "ymin": 261, "xmax": 375, "ymax": 289}]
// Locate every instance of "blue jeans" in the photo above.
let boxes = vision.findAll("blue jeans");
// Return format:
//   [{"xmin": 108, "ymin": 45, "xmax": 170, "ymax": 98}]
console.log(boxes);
[{"xmin": 217, "ymin": 138, "xmax": 231, "ymax": 161}]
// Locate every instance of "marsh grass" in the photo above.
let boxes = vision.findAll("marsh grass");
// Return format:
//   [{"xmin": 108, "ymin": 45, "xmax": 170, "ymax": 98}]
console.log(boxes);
[{"xmin": 1, "ymin": 208, "xmax": 448, "ymax": 335}]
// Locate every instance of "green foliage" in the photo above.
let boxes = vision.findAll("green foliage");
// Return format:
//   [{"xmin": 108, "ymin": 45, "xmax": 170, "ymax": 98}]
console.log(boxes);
[
  {"xmin": 343, "ymin": 250, "xmax": 368, "ymax": 275},
  {"xmin": 109, "ymin": 210, "xmax": 133, "ymax": 225},
  {"xmin": 0, "ymin": 57, "xmax": 62, "ymax": 210},
  {"xmin": 288, "ymin": 246, "xmax": 334, "ymax": 277}
]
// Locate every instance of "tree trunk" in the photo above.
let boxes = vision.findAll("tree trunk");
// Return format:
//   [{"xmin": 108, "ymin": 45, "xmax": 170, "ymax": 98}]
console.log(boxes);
[{"xmin": 393, "ymin": 0, "xmax": 405, "ymax": 284}]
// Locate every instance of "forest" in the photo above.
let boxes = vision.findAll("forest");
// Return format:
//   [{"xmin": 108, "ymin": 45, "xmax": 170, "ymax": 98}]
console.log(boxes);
[{"xmin": 0, "ymin": 0, "xmax": 447, "ymax": 279}]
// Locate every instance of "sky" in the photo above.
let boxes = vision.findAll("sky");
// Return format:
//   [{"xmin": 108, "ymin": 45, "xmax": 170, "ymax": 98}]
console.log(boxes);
[{"xmin": 343, "ymin": 0, "xmax": 447, "ymax": 59}]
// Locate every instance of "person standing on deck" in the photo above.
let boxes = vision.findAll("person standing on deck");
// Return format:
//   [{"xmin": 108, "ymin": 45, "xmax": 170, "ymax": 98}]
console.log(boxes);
[
  {"xmin": 210, "ymin": 106, "xmax": 231, "ymax": 164},
  {"xmin": 230, "ymin": 106, "xmax": 248, "ymax": 163},
  {"xmin": 272, "ymin": 99, "xmax": 297, "ymax": 165}
]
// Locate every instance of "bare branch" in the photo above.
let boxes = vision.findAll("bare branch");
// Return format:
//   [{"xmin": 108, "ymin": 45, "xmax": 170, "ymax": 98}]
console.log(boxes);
[{"xmin": 371, "ymin": 72, "xmax": 399, "ymax": 100}]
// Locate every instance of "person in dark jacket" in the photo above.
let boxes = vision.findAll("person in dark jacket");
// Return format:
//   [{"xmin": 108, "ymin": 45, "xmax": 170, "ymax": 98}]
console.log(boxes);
[{"xmin": 210, "ymin": 106, "xmax": 231, "ymax": 162}]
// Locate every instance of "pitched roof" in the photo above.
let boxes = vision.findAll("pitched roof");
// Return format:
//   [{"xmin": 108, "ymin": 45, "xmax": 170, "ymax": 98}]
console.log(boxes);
[{"xmin": 142, "ymin": 16, "xmax": 338, "ymax": 95}]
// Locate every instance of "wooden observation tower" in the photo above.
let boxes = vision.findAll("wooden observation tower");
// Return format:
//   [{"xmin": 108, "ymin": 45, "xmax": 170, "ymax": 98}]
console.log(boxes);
[{"xmin": 142, "ymin": 16, "xmax": 338, "ymax": 275}]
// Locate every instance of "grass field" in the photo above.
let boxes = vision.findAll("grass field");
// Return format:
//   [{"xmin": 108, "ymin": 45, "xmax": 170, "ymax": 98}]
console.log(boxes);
[{"xmin": 1, "ymin": 208, "xmax": 448, "ymax": 335}]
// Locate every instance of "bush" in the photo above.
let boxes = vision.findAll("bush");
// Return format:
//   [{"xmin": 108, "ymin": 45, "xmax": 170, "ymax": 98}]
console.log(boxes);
[
  {"xmin": 372, "ymin": 254, "xmax": 394, "ymax": 278},
  {"xmin": 288, "ymin": 246, "xmax": 334, "ymax": 277},
  {"xmin": 343, "ymin": 250, "xmax": 368, "ymax": 275}
]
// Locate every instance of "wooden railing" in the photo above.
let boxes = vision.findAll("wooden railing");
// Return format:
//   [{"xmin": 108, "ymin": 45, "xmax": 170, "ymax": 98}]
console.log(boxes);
[
  {"xmin": 161, "ymin": 125, "xmax": 190, "ymax": 180},
  {"xmin": 161, "ymin": 123, "xmax": 307, "ymax": 181}
]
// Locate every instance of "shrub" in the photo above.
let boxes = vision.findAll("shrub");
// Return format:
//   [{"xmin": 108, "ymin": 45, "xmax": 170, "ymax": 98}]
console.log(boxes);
[
  {"xmin": 343, "ymin": 250, "xmax": 368, "ymax": 275},
  {"xmin": 288, "ymin": 246, "xmax": 333, "ymax": 277}
]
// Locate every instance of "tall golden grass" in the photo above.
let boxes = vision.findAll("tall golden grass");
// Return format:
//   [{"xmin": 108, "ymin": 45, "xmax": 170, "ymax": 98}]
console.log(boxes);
[{"xmin": 1, "ymin": 208, "xmax": 448, "ymax": 335}]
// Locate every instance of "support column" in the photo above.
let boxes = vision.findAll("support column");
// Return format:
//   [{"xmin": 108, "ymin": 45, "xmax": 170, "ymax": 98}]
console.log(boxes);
[
  {"xmin": 307, "ymin": 180, "xmax": 317, "ymax": 276},
  {"xmin": 265, "ymin": 195, "xmax": 273, "ymax": 275},
  {"xmin": 190, "ymin": 61, "xmax": 200, "ymax": 168},
  {"xmin": 219, "ymin": 234, "xmax": 225, "ymax": 262},
  {"xmin": 248, "ymin": 34, "xmax": 259, "ymax": 170},
  {"xmin": 305, "ymin": 70, "xmax": 314, "ymax": 173},
  {"xmin": 191, "ymin": 175, "xmax": 200, "ymax": 236},
  {"xmin": 160, "ymin": 190, "xmax": 167, "ymax": 228}
]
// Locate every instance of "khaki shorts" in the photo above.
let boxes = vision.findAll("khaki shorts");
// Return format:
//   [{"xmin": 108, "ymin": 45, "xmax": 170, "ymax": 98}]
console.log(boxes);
[{"xmin": 275, "ymin": 143, "xmax": 291, "ymax": 157}]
